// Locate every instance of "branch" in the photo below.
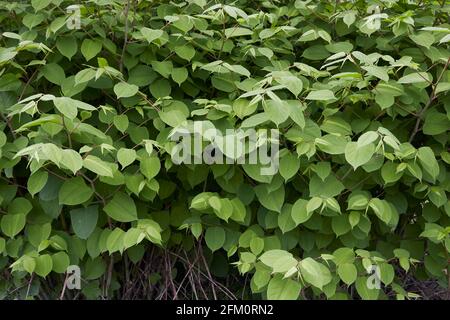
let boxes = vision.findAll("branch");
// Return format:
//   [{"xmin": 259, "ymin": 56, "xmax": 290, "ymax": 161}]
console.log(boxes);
[
  {"xmin": 119, "ymin": 0, "xmax": 132, "ymax": 74},
  {"xmin": 409, "ymin": 57, "xmax": 450, "ymax": 143}
]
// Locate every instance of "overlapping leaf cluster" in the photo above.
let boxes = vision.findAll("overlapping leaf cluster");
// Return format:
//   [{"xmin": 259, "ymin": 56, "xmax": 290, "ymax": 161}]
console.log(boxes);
[{"xmin": 0, "ymin": 0, "xmax": 449, "ymax": 299}]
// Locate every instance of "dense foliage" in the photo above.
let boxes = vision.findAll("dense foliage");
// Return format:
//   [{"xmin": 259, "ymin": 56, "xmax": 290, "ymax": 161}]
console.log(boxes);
[{"xmin": 0, "ymin": 0, "xmax": 449, "ymax": 300}]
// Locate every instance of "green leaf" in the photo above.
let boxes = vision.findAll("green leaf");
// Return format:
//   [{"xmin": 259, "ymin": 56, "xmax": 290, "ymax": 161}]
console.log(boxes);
[
  {"xmin": 230, "ymin": 198, "xmax": 247, "ymax": 222},
  {"xmin": 171, "ymin": 67, "xmax": 188, "ymax": 86},
  {"xmin": 32, "ymin": 0, "xmax": 52, "ymax": 11},
  {"xmin": 151, "ymin": 61, "xmax": 173, "ymax": 78},
  {"xmin": 53, "ymin": 97, "xmax": 95, "ymax": 120},
  {"xmin": 161, "ymin": 104, "xmax": 187, "ymax": 125},
  {"xmin": 1, "ymin": 214, "xmax": 26, "ymax": 238},
  {"xmin": 9, "ymin": 198, "xmax": 32, "ymax": 216},
  {"xmin": 70, "ymin": 206, "xmax": 98, "ymax": 239},
  {"xmin": 423, "ymin": 112, "xmax": 450, "ymax": 135},
  {"xmin": 75, "ymin": 68, "xmax": 96, "ymax": 84},
  {"xmin": 410, "ymin": 32, "xmax": 434, "ymax": 49},
  {"xmin": 41, "ymin": 63, "xmax": 65, "ymax": 85},
  {"xmin": 233, "ymin": 99, "xmax": 257, "ymax": 119},
  {"xmin": 150, "ymin": 79, "xmax": 171, "ymax": 98},
  {"xmin": 240, "ymin": 113, "xmax": 269, "ymax": 128},
  {"xmin": 27, "ymin": 170, "xmax": 48, "ymax": 197},
  {"xmin": 104, "ymin": 192, "xmax": 137, "ymax": 222},
  {"xmin": 357, "ymin": 131, "xmax": 378, "ymax": 148},
  {"xmin": 174, "ymin": 45, "xmax": 195, "ymax": 61},
  {"xmin": 83, "ymin": 155, "xmax": 114, "ymax": 177},
  {"xmin": 307, "ymin": 197, "xmax": 323, "ymax": 214},
  {"xmin": 298, "ymin": 258, "xmax": 332, "ymax": 289},
  {"xmin": 305, "ymin": 89, "xmax": 335, "ymax": 101},
  {"xmin": 254, "ymin": 184, "xmax": 284, "ymax": 213},
  {"xmin": 369, "ymin": 198, "xmax": 391, "ymax": 224},
  {"xmin": 291, "ymin": 199, "xmax": 311, "ymax": 225},
  {"xmin": 266, "ymin": 276, "xmax": 301, "ymax": 300},
  {"xmin": 114, "ymin": 115, "xmax": 129, "ymax": 133},
  {"xmin": 417, "ymin": 147, "xmax": 439, "ymax": 181},
  {"xmin": 59, "ymin": 176, "xmax": 93, "ymax": 205},
  {"xmin": 117, "ymin": 148, "xmax": 136, "ymax": 169},
  {"xmin": 287, "ymin": 100, "xmax": 305, "ymax": 128},
  {"xmin": 205, "ymin": 226, "xmax": 225, "ymax": 252},
  {"xmin": 140, "ymin": 27, "xmax": 163, "ymax": 43},
  {"xmin": 309, "ymin": 175, "xmax": 344, "ymax": 198},
  {"xmin": 51, "ymin": 252, "xmax": 70, "ymax": 273},
  {"xmin": 60, "ymin": 149, "xmax": 83, "ymax": 174},
  {"xmin": 114, "ymin": 82, "xmax": 139, "ymax": 99},
  {"xmin": 337, "ymin": 263, "xmax": 357, "ymax": 285},
  {"xmin": 27, "ymin": 223, "xmax": 51, "ymax": 247},
  {"xmin": 140, "ymin": 156, "xmax": 161, "ymax": 180},
  {"xmin": 250, "ymin": 237, "xmax": 264, "ymax": 255},
  {"xmin": 279, "ymin": 152, "xmax": 300, "ymax": 181},
  {"xmin": 381, "ymin": 161, "xmax": 403, "ymax": 184},
  {"xmin": 209, "ymin": 197, "xmax": 233, "ymax": 222},
  {"xmin": 107, "ymin": 228, "xmax": 125, "ymax": 253},
  {"xmin": 379, "ymin": 263, "xmax": 395, "ymax": 286},
  {"xmin": 53, "ymin": 97, "xmax": 77, "ymax": 119},
  {"xmin": 332, "ymin": 215, "xmax": 351, "ymax": 236},
  {"xmin": 315, "ymin": 134, "xmax": 347, "ymax": 155},
  {"xmin": 260, "ymin": 250, "xmax": 293, "ymax": 267},
  {"xmin": 34, "ymin": 254, "xmax": 53, "ymax": 277},
  {"xmin": 56, "ymin": 37, "xmax": 77, "ymax": 60},
  {"xmin": 398, "ymin": 72, "xmax": 432, "ymax": 84},
  {"xmin": 345, "ymin": 142, "xmax": 375, "ymax": 170},
  {"xmin": 361, "ymin": 65, "xmax": 389, "ymax": 82},
  {"xmin": 355, "ymin": 277, "xmax": 380, "ymax": 300},
  {"xmin": 347, "ymin": 192, "xmax": 370, "ymax": 210},
  {"xmin": 263, "ymin": 99, "xmax": 290, "ymax": 126},
  {"xmin": 333, "ymin": 248, "xmax": 355, "ymax": 265},
  {"xmin": 224, "ymin": 27, "xmax": 253, "ymax": 38},
  {"xmin": 81, "ymin": 39, "xmax": 102, "ymax": 61},
  {"xmin": 278, "ymin": 204, "xmax": 296, "ymax": 233}
]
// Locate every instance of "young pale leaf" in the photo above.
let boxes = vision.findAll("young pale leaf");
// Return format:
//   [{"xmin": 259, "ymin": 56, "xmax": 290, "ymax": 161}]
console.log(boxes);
[
  {"xmin": 291, "ymin": 199, "xmax": 311, "ymax": 225},
  {"xmin": 345, "ymin": 142, "xmax": 375, "ymax": 170},
  {"xmin": 299, "ymin": 258, "xmax": 332, "ymax": 289},
  {"xmin": 305, "ymin": 89, "xmax": 335, "ymax": 101},
  {"xmin": 83, "ymin": 155, "xmax": 114, "ymax": 177},
  {"xmin": 114, "ymin": 82, "xmax": 139, "ymax": 99}
]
